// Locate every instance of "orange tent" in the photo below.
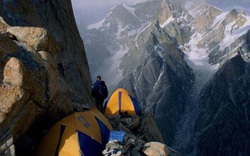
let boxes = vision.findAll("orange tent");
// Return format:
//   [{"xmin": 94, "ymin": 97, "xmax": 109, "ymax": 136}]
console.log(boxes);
[
  {"xmin": 36, "ymin": 108, "xmax": 112, "ymax": 156},
  {"xmin": 103, "ymin": 88, "xmax": 140, "ymax": 116}
]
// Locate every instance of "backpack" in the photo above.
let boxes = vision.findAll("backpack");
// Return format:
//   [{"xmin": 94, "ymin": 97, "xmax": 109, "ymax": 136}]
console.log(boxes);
[{"xmin": 98, "ymin": 83, "xmax": 108, "ymax": 99}]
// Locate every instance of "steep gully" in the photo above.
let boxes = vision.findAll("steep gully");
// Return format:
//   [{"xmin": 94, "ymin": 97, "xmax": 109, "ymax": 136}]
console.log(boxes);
[{"xmin": 172, "ymin": 44, "xmax": 219, "ymax": 154}]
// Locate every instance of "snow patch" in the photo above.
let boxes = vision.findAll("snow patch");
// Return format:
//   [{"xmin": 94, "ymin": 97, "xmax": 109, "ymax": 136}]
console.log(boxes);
[
  {"xmin": 116, "ymin": 23, "xmax": 140, "ymax": 39},
  {"xmin": 122, "ymin": 3, "xmax": 137, "ymax": 17},
  {"xmin": 187, "ymin": 45, "xmax": 208, "ymax": 66},
  {"xmin": 183, "ymin": 32, "xmax": 219, "ymax": 89},
  {"xmin": 184, "ymin": 33, "xmax": 209, "ymax": 66},
  {"xmin": 154, "ymin": 44, "xmax": 164, "ymax": 59},
  {"xmin": 87, "ymin": 15, "xmax": 109, "ymax": 29},
  {"xmin": 153, "ymin": 64, "xmax": 164, "ymax": 90},
  {"xmin": 128, "ymin": 28, "xmax": 139, "ymax": 37},
  {"xmin": 219, "ymin": 15, "xmax": 250, "ymax": 51},
  {"xmin": 152, "ymin": 44, "xmax": 165, "ymax": 90},
  {"xmin": 116, "ymin": 24, "xmax": 127, "ymax": 39},
  {"xmin": 123, "ymin": 0, "xmax": 149, "ymax": 5},
  {"xmin": 137, "ymin": 57, "xmax": 158, "ymax": 82},
  {"xmin": 189, "ymin": 5, "xmax": 206, "ymax": 17},
  {"xmin": 160, "ymin": 16, "xmax": 174, "ymax": 28},
  {"xmin": 106, "ymin": 47, "xmax": 129, "ymax": 85},
  {"xmin": 135, "ymin": 22, "xmax": 151, "ymax": 48},
  {"xmin": 87, "ymin": 11, "xmax": 113, "ymax": 29},
  {"xmin": 135, "ymin": 22, "xmax": 151, "ymax": 41},
  {"xmin": 211, "ymin": 12, "xmax": 228, "ymax": 28},
  {"xmin": 87, "ymin": 20, "xmax": 104, "ymax": 29}
]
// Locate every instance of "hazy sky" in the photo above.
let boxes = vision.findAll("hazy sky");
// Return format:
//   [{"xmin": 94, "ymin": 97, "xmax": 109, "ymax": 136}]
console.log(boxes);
[
  {"xmin": 72, "ymin": 0, "xmax": 148, "ymax": 25},
  {"xmin": 72, "ymin": 0, "xmax": 250, "ymax": 25}
]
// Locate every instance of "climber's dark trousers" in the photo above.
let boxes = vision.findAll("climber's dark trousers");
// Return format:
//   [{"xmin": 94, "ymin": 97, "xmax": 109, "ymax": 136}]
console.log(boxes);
[{"xmin": 95, "ymin": 98, "xmax": 104, "ymax": 112}]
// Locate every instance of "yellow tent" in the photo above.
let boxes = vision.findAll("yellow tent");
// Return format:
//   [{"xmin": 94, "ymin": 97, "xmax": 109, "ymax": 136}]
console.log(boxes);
[
  {"xmin": 103, "ymin": 88, "xmax": 140, "ymax": 116},
  {"xmin": 36, "ymin": 108, "xmax": 112, "ymax": 156}
]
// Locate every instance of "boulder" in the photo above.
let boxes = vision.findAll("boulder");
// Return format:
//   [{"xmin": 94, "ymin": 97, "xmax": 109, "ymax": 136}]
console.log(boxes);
[
  {"xmin": 0, "ymin": 17, "xmax": 10, "ymax": 32},
  {"xmin": 102, "ymin": 140, "xmax": 125, "ymax": 156},
  {"xmin": 3, "ymin": 57, "xmax": 25, "ymax": 86},
  {"xmin": 142, "ymin": 142, "xmax": 169, "ymax": 156},
  {"xmin": 0, "ymin": 85, "xmax": 29, "ymax": 118},
  {"xmin": 7, "ymin": 27, "xmax": 57, "ymax": 57}
]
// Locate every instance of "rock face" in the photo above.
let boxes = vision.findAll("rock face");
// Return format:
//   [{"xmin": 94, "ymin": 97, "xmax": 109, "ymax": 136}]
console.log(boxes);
[
  {"xmin": 0, "ymin": 1, "xmax": 92, "ymax": 155},
  {"xmin": 194, "ymin": 55, "xmax": 250, "ymax": 156},
  {"xmin": 117, "ymin": 21, "xmax": 194, "ymax": 145},
  {"xmin": 183, "ymin": 5, "xmax": 250, "ymax": 65},
  {"xmin": 1, "ymin": 0, "xmax": 92, "ymax": 103}
]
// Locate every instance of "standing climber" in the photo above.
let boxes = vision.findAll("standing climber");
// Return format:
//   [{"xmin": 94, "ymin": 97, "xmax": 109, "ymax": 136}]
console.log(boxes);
[{"xmin": 91, "ymin": 76, "xmax": 108, "ymax": 112}]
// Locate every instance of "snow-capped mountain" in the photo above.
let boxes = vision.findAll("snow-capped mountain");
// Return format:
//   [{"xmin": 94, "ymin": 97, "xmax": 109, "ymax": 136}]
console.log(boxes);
[{"xmin": 79, "ymin": 0, "xmax": 250, "ymax": 155}]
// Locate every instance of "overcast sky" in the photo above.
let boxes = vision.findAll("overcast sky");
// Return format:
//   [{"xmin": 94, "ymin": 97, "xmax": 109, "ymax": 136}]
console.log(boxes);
[{"xmin": 72, "ymin": 0, "xmax": 250, "ymax": 25}]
